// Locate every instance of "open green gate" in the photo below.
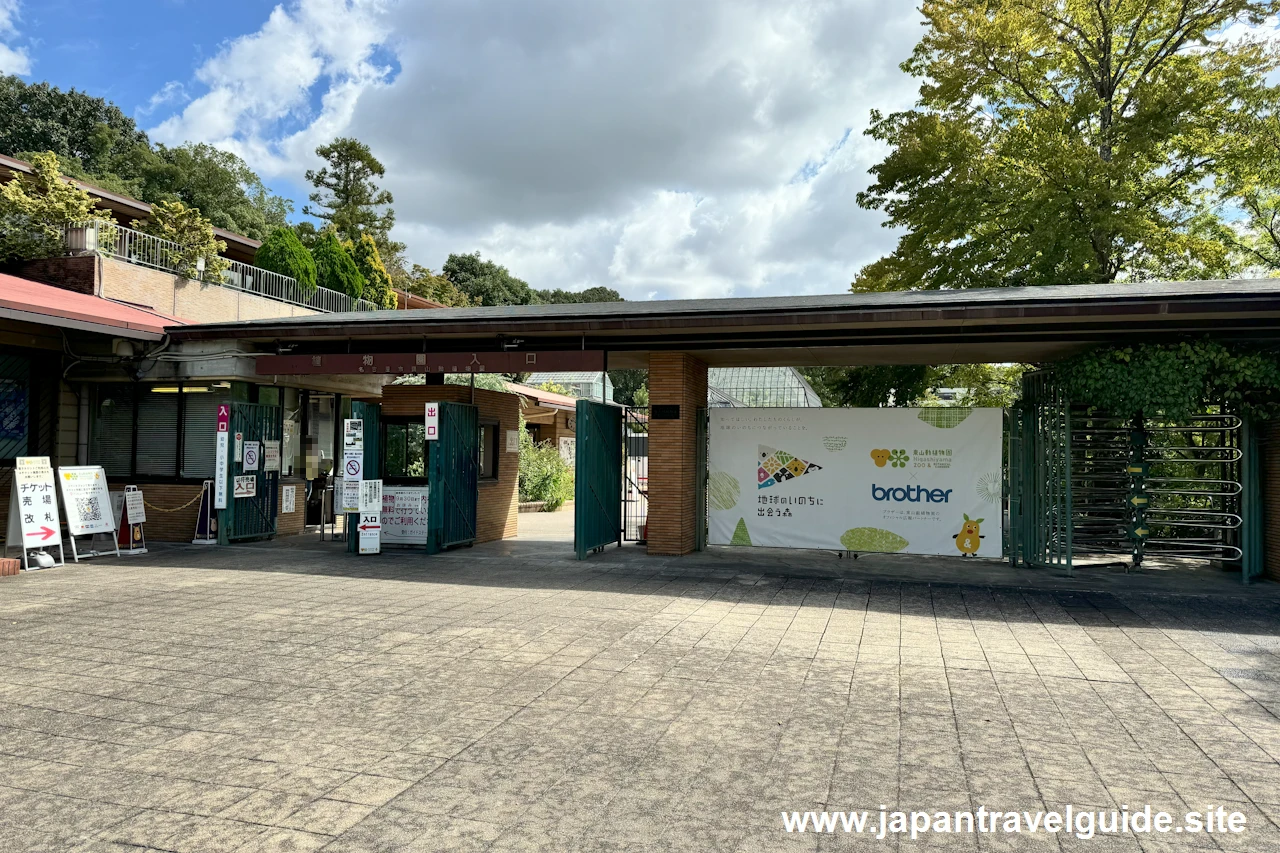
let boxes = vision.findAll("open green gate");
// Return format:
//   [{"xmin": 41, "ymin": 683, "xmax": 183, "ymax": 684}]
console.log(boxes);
[
  {"xmin": 428, "ymin": 401, "xmax": 478, "ymax": 554},
  {"xmin": 575, "ymin": 399, "xmax": 622, "ymax": 559},
  {"xmin": 221, "ymin": 401, "xmax": 282, "ymax": 543}
]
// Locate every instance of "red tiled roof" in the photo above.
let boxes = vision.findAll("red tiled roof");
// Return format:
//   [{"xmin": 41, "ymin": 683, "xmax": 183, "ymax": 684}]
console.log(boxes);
[{"xmin": 0, "ymin": 272, "xmax": 183, "ymax": 339}]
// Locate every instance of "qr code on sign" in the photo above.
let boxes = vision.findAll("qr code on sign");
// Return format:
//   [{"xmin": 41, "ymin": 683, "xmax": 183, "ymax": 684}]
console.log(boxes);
[{"xmin": 76, "ymin": 497, "xmax": 102, "ymax": 522}]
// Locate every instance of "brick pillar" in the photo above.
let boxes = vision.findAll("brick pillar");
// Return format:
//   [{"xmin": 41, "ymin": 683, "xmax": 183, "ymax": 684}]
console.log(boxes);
[{"xmin": 647, "ymin": 353, "xmax": 708, "ymax": 556}]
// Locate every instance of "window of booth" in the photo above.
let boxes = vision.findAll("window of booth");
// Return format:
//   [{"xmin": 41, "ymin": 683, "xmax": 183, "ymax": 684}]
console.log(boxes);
[
  {"xmin": 478, "ymin": 420, "xmax": 499, "ymax": 481},
  {"xmin": 90, "ymin": 382, "xmax": 231, "ymax": 480},
  {"xmin": 382, "ymin": 418, "xmax": 427, "ymax": 484},
  {"xmin": 0, "ymin": 355, "xmax": 30, "ymax": 461}
]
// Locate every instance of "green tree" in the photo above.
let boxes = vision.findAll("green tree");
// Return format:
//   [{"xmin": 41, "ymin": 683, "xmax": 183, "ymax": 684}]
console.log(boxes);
[
  {"xmin": 347, "ymin": 233, "xmax": 396, "ymax": 309},
  {"xmin": 311, "ymin": 229, "xmax": 365, "ymax": 298},
  {"xmin": 609, "ymin": 369, "xmax": 647, "ymax": 406},
  {"xmin": 404, "ymin": 264, "xmax": 474, "ymax": 307},
  {"xmin": 138, "ymin": 143, "xmax": 291, "ymax": 241},
  {"xmin": 256, "ymin": 226, "xmax": 317, "ymax": 292},
  {"xmin": 801, "ymin": 365, "xmax": 932, "ymax": 407},
  {"xmin": 855, "ymin": 0, "xmax": 1278, "ymax": 291},
  {"xmin": 0, "ymin": 76, "xmax": 151, "ymax": 189},
  {"xmin": 0, "ymin": 151, "xmax": 116, "ymax": 262},
  {"xmin": 442, "ymin": 251, "xmax": 537, "ymax": 305},
  {"xmin": 536, "ymin": 285, "xmax": 624, "ymax": 303},
  {"xmin": 133, "ymin": 199, "xmax": 230, "ymax": 281}
]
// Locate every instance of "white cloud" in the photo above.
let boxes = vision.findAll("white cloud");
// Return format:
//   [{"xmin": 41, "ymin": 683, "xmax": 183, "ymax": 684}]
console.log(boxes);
[
  {"xmin": 151, "ymin": 0, "xmax": 923, "ymax": 299},
  {"xmin": 0, "ymin": 0, "xmax": 30, "ymax": 75}
]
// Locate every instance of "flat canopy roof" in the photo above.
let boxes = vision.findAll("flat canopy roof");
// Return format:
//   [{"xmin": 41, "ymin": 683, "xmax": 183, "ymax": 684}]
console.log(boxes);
[
  {"xmin": 168, "ymin": 279, "xmax": 1280, "ymax": 368},
  {"xmin": 0, "ymin": 272, "xmax": 178, "ymax": 340}
]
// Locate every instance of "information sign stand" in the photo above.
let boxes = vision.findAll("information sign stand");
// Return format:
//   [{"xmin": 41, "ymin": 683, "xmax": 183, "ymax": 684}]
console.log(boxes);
[
  {"xmin": 114, "ymin": 485, "xmax": 148, "ymax": 555},
  {"xmin": 57, "ymin": 465, "xmax": 121, "ymax": 562},
  {"xmin": 192, "ymin": 480, "xmax": 218, "ymax": 544},
  {"xmin": 4, "ymin": 456, "xmax": 65, "ymax": 570}
]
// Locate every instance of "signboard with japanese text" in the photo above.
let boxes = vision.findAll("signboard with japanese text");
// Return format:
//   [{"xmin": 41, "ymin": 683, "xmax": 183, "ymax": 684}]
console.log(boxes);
[
  {"xmin": 424, "ymin": 403, "xmax": 439, "ymax": 441},
  {"xmin": 58, "ymin": 466, "xmax": 116, "ymax": 537},
  {"xmin": 8, "ymin": 457, "xmax": 62, "ymax": 558},
  {"xmin": 381, "ymin": 486, "xmax": 429, "ymax": 545},
  {"xmin": 708, "ymin": 408, "xmax": 1003, "ymax": 557},
  {"xmin": 342, "ymin": 419, "xmax": 364, "ymax": 512},
  {"xmin": 263, "ymin": 440, "xmax": 281, "ymax": 473},
  {"xmin": 359, "ymin": 479, "xmax": 383, "ymax": 514},
  {"xmin": 282, "ymin": 485, "xmax": 296, "ymax": 515},
  {"xmin": 358, "ymin": 513, "xmax": 381, "ymax": 554},
  {"xmin": 215, "ymin": 403, "xmax": 230, "ymax": 509},
  {"xmin": 233, "ymin": 475, "xmax": 257, "ymax": 498}
]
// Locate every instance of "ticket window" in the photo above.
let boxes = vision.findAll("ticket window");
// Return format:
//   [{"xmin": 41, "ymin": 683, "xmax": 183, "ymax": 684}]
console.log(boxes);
[{"xmin": 305, "ymin": 393, "xmax": 337, "ymax": 480}]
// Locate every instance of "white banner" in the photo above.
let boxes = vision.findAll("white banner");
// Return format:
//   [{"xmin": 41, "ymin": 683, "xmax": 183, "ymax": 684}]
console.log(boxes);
[
  {"xmin": 381, "ymin": 486, "xmax": 429, "ymax": 544},
  {"xmin": 708, "ymin": 408, "xmax": 1003, "ymax": 557}
]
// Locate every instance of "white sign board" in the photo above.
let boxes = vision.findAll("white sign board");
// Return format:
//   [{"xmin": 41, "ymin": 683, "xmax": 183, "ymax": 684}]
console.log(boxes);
[
  {"xmin": 235, "ymin": 431, "xmax": 243, "ymax": 462},
  {"xmin": 359, "ymin": 479, "xmax": 383, "ymax": 513},
  {"xmin": 263, "ymin": 440, "xmax": 281, "ymax": 473},
  {"xmin": 381, "ymin": 486, "xmax": 429, "ymax": 545},
  {"xmin": 10, "ymin": 456, "xmax": 62, "ymax": 549},
  {"xmin": 344, "ymin": 418, "xmax": 364, "ymax": 450},
  {"xmin": 358, "ymin": 513, "xmax": 381, "ymax": 554},
  {"xmin": 282, "ymin": 485, "xmax": 296, "ymax": 515},
  {"xmin": 124, "ymin": 487, "xmax": 146, "ymax": 525},
  {"xmin": 341, "ymin": 476, "xmax": 360, "ymax": 514},
  {"xmin": 58, "ymin": 466, "xmax": 116, "ymax": 536},
  {"xmin": 243, "ymin": 440, "xmax": 260, "ymax": 472},
  {"xmin": 233, "ymin": 475, "xmax": 257, "ymax": 498},
  {"xmin": 215, "ymin": 403, "xmax": 230, "ymax": 509},
  {"xmin": 424, "ymin": 403, "xmax": 439, "ymax": 441},
  {"xmin": 708, "ymin": 408, "xmax": 1003, "ymax": 558},
  {"xmin": 506, "ymin": 430, "xmax": 520, "ymax": 453}
]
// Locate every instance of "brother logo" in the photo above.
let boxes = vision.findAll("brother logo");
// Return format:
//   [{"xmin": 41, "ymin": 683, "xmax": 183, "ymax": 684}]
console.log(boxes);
[{"xmin": 871, "ymin": 484, "xmax": 953, "ymax": 503}]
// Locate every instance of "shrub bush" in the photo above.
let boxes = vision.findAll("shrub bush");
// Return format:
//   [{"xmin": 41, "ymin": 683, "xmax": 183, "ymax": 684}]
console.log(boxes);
[
  {"xmin": 311, "ymin": 229, "xmax": 365, "ymax": 298},
  {"xmin": 256, "ymin": 226, "xmax": 317, "ymax": 291},
  {"xmin": 518, "ymin": 426, "xmax": 574, "ymax": 511}
]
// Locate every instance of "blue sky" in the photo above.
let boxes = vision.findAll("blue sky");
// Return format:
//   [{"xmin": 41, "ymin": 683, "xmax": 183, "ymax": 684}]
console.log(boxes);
[
  {"xmin": 0, "ymin": 0, "xmax": 929, "ymax": 299},
  {"xmin": 10, "ymin": 1, "xmax": 1269, "ymax": 299}
]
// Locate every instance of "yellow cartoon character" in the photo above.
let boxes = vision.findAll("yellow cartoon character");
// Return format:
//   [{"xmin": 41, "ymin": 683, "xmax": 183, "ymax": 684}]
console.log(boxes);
[
  {"xmin": 870, "ymin": 449, "xmax": 891, "ymax": 468},
  {"xmin": 953, "ymin": 514, "xmax": 984, "ymax": 556}
]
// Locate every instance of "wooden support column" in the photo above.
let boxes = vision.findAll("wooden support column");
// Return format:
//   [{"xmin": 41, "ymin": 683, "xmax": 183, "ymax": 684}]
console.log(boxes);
[{"xmin": 646, "ymin": 352, "xmax": 708, "ymax": 556}]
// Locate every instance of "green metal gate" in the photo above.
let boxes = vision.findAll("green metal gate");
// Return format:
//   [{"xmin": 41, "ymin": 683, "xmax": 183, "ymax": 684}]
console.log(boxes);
[
  {"xmin": 428, "ymin": 401, "xmax": 478, "ymax": 553},
  {"xmin": 1008, "ymin": 371, "xmax": 1073, "ymax": 573},
  {"xmin": 575, "ymin": 399, "xmax": 622, "ymax": 559},
  {"xmin": 222, "ymin": 401, "xmax": 282, "ymax": 543}
]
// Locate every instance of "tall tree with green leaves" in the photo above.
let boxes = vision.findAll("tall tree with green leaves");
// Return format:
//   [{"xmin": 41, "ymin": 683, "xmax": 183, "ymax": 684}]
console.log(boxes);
[
  {"xmin": 139, "ymin": 143, "xmax": 291, "ymax": 241},
  {"xmin": 256, "ymin": 226, "xmax": 317, "ymax": 291},
  {"xmin": 303, "ymin": 137, "xmax": 406, "ymax": 276},
  {"xmin": 404, "ymin": 264, "xmax": 474, "ymax": 307},
  {"xmin": 442, "ymin": 251, "xmax": 538, "ymax": 305},
  {"xmin": 347, "ymin": 234, "xmax": 396, "ymax": 309},
  {"xmin": 311, "ymin": 229, "xmax": 365, "ymax": 299},
  {"xmin": 0, "ymin": 76, "xmax": 151, "ymax": 189},
  {"xmin": 855, "ymin": 0, "xmax": 1279, "ymax": 291}
]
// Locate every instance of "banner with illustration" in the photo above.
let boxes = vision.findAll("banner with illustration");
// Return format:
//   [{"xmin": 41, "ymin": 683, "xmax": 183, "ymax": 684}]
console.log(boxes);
[{"xmin": 708, "ymin": 408, "xmax": 1003, "ymax": 557}]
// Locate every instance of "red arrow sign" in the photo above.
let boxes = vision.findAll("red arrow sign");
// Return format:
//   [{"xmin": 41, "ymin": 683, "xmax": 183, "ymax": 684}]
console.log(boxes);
[
  {"xmin": 359, "ymin": 523, "xmax": 381, "ymax": 531},
  {"xmin": 26, "ymin": 526, "xmax": 56, "ymax": 540}
]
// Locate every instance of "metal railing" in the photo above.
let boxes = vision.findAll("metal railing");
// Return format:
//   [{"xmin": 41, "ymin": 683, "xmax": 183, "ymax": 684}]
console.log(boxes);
[{"xmin": 61, "ymin": 220, "xmax": 380, "ymax": 314}]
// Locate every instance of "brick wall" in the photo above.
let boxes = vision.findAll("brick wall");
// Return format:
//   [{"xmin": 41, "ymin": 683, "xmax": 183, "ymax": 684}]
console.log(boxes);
[
  {"xmin": 378, "ymin": 384, "xmax": 520, "ymax": 543},
  {"xmin": 4, "ymin": 256, "xmax": 99, "ymax": 294},
  {"xmin": 646, "ymin": 353, "xmax": 708, "ymax": 556},
  {"xmin": 1263, "ymin": 420, "xmax": 1280, "ymax": 581},
  {"xmin": 99, "ymin": 257, "xmax": 319, "ymax": 322},
  {"xmin": 110, "ymin": 484, "xmax": 203, "ymax": 543}
]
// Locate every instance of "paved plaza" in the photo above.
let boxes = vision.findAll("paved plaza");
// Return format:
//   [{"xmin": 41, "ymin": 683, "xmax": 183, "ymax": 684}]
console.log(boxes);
[{"xmin": 1, "ymin": 529, "xmax": 1279, "ymax": 852}]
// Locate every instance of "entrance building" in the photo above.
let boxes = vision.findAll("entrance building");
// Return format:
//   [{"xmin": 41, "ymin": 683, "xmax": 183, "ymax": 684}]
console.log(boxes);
[{"xmin": 160, "ymin": 278, "xmax": 1280, "ymax": 579}]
